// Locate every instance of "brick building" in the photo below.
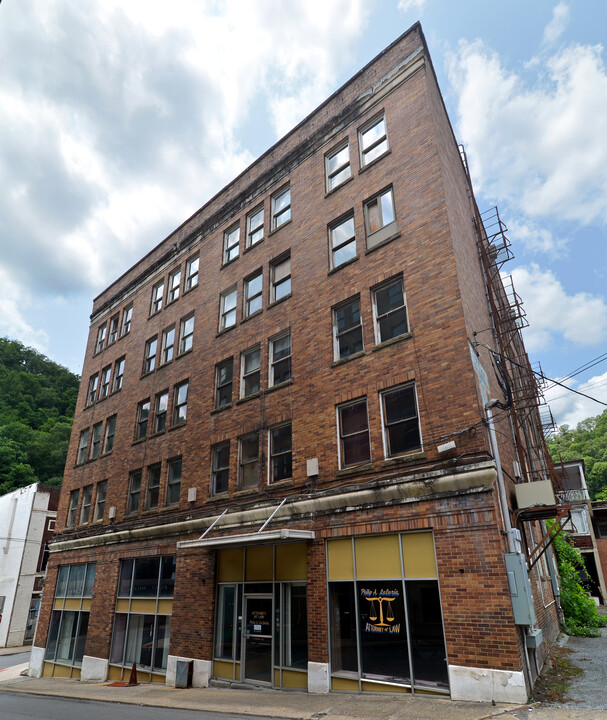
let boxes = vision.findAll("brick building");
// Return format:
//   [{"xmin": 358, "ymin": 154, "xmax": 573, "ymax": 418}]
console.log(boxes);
[{"xmin": 29, "ymin": 24, "xmax": 562, "ymax": 703}]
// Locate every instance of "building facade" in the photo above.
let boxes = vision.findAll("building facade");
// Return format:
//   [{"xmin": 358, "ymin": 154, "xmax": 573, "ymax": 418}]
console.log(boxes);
[
  {"xmin": 30, "ymin": 24, "xmax": 561, "ymax": 702},
  {"xmin": 0, "ymin": 483, "xmax": 58, "ymax": 648}
]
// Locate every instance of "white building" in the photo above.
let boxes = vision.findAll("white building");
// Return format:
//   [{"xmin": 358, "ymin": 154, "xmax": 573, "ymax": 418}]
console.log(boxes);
[{"xmin": 0, "ymin": 483, "xmax": 58, "ymax": 647}]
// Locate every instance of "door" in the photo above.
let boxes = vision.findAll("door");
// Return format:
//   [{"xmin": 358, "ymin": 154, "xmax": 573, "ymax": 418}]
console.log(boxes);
[{"xmin": 244, "ymin": 595, "xmax": 273, "ymax": 684}]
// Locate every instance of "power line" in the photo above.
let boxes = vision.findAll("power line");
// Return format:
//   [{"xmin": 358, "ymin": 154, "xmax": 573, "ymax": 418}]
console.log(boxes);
[{"xmin": 545, "ymin": 352, "xmax": 607, "ymax": 391}]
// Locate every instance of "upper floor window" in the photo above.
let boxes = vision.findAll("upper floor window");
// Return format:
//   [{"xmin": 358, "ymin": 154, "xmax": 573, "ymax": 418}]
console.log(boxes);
[
  {"xmin": 112, "ymin": 357, "xmax": 125, "ymax": 392},
  {"xmin": 239, "ymin": 433, "xmax": 259, "ymax": 489},
  {"xmin": 103, "ymin": 415, "xmax": 116, "ymax": 454},
  {"xmin": 244, "ymin": 270, "xmax": 263, "ymax": 317},
  {"xmin": 86, "ymin": 373, "xmax": 98, "ymax": 407},
  {"xmin": 99, "ymin": 365, "xmax": 111, "ymax": 400},
  {"xmin": 77, "ymin": 429, "xmax": 89, "ymax": 465},
  {"xmin": 127, "ymin": 470, "xmax": 142, "ymax": 514},
  {"xmin": 173, "ymin": 381, "xmax": 189, "ymax": 425},
  {"xmin": 151, "ymin": 282, "xmax": 164, "ymax": 315},
  {"xmin": 364, "ymin": 187, "xmax": 397, "ymax": 250},
  {"xmin": 247, "ymin": 206, "xmax": 264, "ymax": 247},
  {"xmin": 108, "ymin": 314, "xmax": 120, "ymax": 345},
  {"xmin": 241, "ymin": 346, "xmax": 261, "ymax": 398},
  {"xmin": 168, "ymin": 268, "xmax": 181, "ymax": 303},
  {"xmin": 215, "ymin": 359, "xmax": 233, "ymax": 409},
  {"xmin": 373, "ymin": 276, "xmax": 408, "ymax": 343},
  {"xmin": 271, "ymin": 253, "xmax": 291, "ymax": 302},
  {"xmin": 333, "ymin": 296, "xmax": 363, "ymax": 360},
  {"xmin": 136, "ymin": 399, "xmax": 150, "ymax": 440},
  {"xmin": 359, "ymin": 114, "xmax": 388, "ymax": 167},
  {"xmin": 67, "ymin": 489, "xmax": 79, "ymax": 527},
  {"xmin": 161, "ymin": 326, "xmax": 175, "ymax": 364},
  {"xmin": 329, "ymin": 214, "xmax": 356, "ymax": 269},
  {"xmin": 144, "ymin": 336, "xmax": 157, "ymax": 374},
  {"xmin": 121, "ymin": 305, "xmax": 133, "ymax": 336},
  {"xmin": 94, "ymin": 480, "xmax": 107, "ymax": 522},
  {"xmin": 220, "ymin": 287, "xmax": 237, "ymax": 331},
  {"xmin": 380, "ymin": 384, "xmax": 421, "ymax": 457},
  {"xmin": 55, "ymin": 562, "xmax": 96, "ymax": 598},
  {"xmin": 80, "ymin": 485, "xmax": 93, "ymax": 525},
  {"xmin": 89, "ymin": 422, "xmax": 102, "ymax": 460},
  {"xmin": 154, "ymin": 390, "xmax": 169, "ymax": 432},
  {"xmin": 270, "ymin": 423, "xmax": 292, "ymax": 483},
  {"xmin": 179, "ymin": 314, "xmax": 194, "ymax": 354},
  {"xmin": 145, "ymin": 464, "xmax": 161, "ymax": 510},
  {"xmin": 223, "ymin": 224, "xmax": 240, "ymax": 264},
  {"xmin": 211, "ymin": 442, "xmax": 230, "ymax": 495},
  {"xmin": 326, "ymin": 143, "xmax": 351, "ymax": 191},
  {"xmin": 95, "ymin": 325, "xmax": 107, "ymax": 354},
  {"xmin": 166, "ymin": 458, "xmax": 182, "ymax": 505},
  {"xmin": 272, "ymin": 186, "xmax": 291, "ymax": 229},
  {"xmin": 270, "ymin": 330, "xmax": 291, "ymax": 386},
  {"xmin": 185, "ymin": 254, "xmax": 199, "ymax": 291},
  {"xmin": 338, "ymin": 399, "xmax": 371, "ymax": 467}
]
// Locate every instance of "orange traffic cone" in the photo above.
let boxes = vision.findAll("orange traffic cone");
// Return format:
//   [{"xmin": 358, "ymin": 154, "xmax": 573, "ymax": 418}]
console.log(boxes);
[{"xmin": 127, "ymin": 661, "xmax": 138, "ymax": 686}]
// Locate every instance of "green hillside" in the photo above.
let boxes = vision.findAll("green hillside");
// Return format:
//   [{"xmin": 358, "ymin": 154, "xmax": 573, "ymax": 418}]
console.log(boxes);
[
  {"xmin": 547, "ymin": 409, "xmax": 607, "ymax": 499},
  {"xmin": 0, "ymin": 337, "xmax": 79, "ymax": 496}
]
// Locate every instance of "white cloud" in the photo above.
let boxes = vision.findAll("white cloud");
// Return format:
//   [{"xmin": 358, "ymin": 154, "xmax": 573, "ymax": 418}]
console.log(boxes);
[
  {"xmin": 543, "ymin": 3, "xmax": 570, "ymax": 47},
  {"xmin": 0, "ymin": 265, "xmax": 49, "ymax": 352},
  {"xmin": 510, "ymin": 264, "xmax": 607, "ymax": 352},
  {"xmin": 448, "ymin": 40, "xmax": 607, "ymax": 227},
  {"xmin": 398, "ymin": 0, "xmax": 427, "ymax": 12},
  {"xmin": 545, "ymin": 369, "xmax": 607, "ymax": 429},
  {"xmin": 507, "ymin": 218, "xmax": 567, "ymax": 255}
]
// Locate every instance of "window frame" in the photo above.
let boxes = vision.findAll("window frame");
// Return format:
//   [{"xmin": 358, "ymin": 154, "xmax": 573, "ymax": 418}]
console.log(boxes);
[
  {"xmin": 167, "ymin": 268, "xmax": 181, "ymax": 304},
  {"xmin": 108, "ymin": 314, "xmax": 120, "ymax": 345},
  {"xmin": 219, "ymin": 286, "xmax": 237, "ymax": 331},
  {"xmin": 329, "ymin": 212, "xmax": 357, "ymax": 270},
  {"xmin": 215, "ymin": 358, "xmax": 233, "ymax": 409},
  {"xmin": 80, "ymin": 485, "xmax": 93, "ymax": 525},
  {"xmin": 223, "ymin": 224, "xmax": 240, "ymax": 265},
  {"xmin": 135, "ymin": 399, "xmax": 150, "ymax": 440},
  {"xmin": 270, "ymin": 253, "xmax": 291, "ymax": 303},
  {"xmin": 364, "ymin": 186, "xmax": 397, "ymax": 250},
  {"xmin": 154, "ymin": 390, "xmax": 169, "ymax": 433},
  {"xmin": 179, "ymin": 314, "xmax": 195, "ymax": 355},
  {"xmin": 89, "ymin": 422, "xmax": 102, "ymax": 460},
  {"xmin": 337, "ymin": 398, "xmax": 371, "ymax": 468},
  {"xmin": 333, "ymin": 295, "xmax": 363, "ymax": 361},
  {"xmin": 94, "ymin": 480, "xmax": 107, "ymax": 522},
  {"xmin": 95, "ymin": 325, "xmax": 107, "ymax": 354},
  {"xmin": 246, "ymin": 205, "xmax": 264, "ymax": 247},
  {"xmin": 379, "ymin": 383, "xmax": 422, "ymax": 458},
  {"xmin": 143, "ymin": 336, "xmax": 158, "ymax": 374},
  {"xmin": 359, "ymin": 113, "xmax": 389, "ymax": 168},
  {"xmin": 161, "ymin": 326, "xmax": 175, "ymax": 365},
  {"xmin": 325, "ymin": 142, "xmax": 351, "ymax": 192},
  {"xmin": 185, "ymin": 254, "xmax": 199, "ymax": 291},
  {"xmin": 211, "ymin": 441, "xmax": 230, "ymax": 495},
  {"xmin": 238, "ymin": 432, "xmax": 259, "ymax": 489},
  {"xmin": 77, "ymin": 429, "xmax": 90, "ymax": 465},
  {"xmin": 86, "ymin": 374, "xmax": 99, "ymax": 407},
  {"xmin": 244, "ymin": 269, "xmax": 263, "ymax": 317},
  {"xmin": 99, "ymin": 365, "xmax": 112, "ymax": 400},
  {"xmin": 103, "ymin": 415, "xmax": 116, "ymax": 454},
  {"xmin": 269, "ymin": 330, "xmax": 292, "ymax": 387},
  {"xmin": 112, "ymin": 357, "xmax": 125, "ymax": 392},
  {"xmin": 173, "ymin": 381, "xmax": 188, "ymax": 426},
  {"xmin": 145, "ymin": 464, "xmax": 162, "ymax": 510},
  {"xmin": 121, "ymin": 305, "xmax": 133, "ymax": 337},
  {"xmin": 372, "ymin": 276, "xmax": 409, "ymax": 344},
  {"xmin": 127, "ymin": 470, "xmax": 142, "ymax": 515},
  {"xmin": 166, "ymin": 458, "xmax": 182, "ymax": 506},
  {"xmin": 269, "ymin": 422, "xmax": 292, "ymax": 484},
  {"xmin": 272, "ymin": 186, "xmax": 291, "ymax": 230},
  {"xmin": 67, "ymin": 489, "xmax": 80, "ymax": 527},
  {"xmin": 150, "ymin": 282, "xmax": 164, "ymax": 315},
  {"xmin": 240, "ymin": 345, "xmax": 261, "ymax": 398}
]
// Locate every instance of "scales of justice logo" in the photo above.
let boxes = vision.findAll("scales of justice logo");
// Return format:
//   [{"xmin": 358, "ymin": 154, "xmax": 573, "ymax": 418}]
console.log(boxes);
[{"xmin": 360, "ymin": 587, "xmax": 401, "ymax": 634}]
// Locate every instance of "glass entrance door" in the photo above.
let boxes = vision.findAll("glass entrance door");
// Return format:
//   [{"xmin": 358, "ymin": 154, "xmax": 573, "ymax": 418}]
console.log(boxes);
[{"xmin": 244, "ymin": 595, "xmax": 273, "ymax": 684}]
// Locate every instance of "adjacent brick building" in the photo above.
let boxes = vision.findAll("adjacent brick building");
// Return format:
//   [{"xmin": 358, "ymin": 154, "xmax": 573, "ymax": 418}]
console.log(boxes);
[{"xmin": 29, "ymin": 24, "xmax": 561, "ymax": 703}]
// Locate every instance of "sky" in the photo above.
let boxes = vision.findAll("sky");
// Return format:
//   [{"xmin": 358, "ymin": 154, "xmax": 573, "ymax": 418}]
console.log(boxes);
[{"xmin": 1, "ymin": 0, "xmax": 606, "ymax": 430}]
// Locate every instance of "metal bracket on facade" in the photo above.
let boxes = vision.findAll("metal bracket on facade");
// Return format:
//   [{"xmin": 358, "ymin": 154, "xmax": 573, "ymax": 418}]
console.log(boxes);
[
  {"xmin": 197, "ymin": 509, "xmax": 228, "ymax": 540},
  {"xmin": 515, "ymin": 505, "xmax": 572, "ymax": 570},
  {"xmin": 258, "ymin": 498, "xmax": 287, "ymax": 532}
]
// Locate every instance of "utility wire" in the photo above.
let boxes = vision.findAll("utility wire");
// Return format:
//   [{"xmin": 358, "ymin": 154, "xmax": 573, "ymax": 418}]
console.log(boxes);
[{"xmin": 544, "ymin": 352, "xmax": 607, "ymax": 391}]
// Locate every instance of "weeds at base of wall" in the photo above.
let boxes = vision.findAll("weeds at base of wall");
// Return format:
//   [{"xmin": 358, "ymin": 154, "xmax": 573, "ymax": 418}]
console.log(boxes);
[{"xmin": 531, "ymin": 644, "xmax": 583, "ymax": 703}]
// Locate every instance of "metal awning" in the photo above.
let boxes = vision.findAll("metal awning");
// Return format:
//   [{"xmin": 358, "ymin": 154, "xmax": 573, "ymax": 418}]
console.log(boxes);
[{"xmin": 178, "ymin": 528, "xmax": 315, "ymax": 550}]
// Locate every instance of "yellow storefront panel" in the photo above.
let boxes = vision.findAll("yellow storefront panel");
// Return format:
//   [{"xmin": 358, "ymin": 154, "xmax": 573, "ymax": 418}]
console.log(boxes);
[
  {"xmin": 332, "ymin": 676, "xmax": 359, "ymax": 691},
  {"xmin": 327, "ymin": 539, "xmax": 353, "ymax": 580},
  {"xmin": 42, "ymin": 662, "xmax": 54, "ymax": 678},
  {"xmin": 71, "ymin": 667, "xmax": 81, "ymax": 680},
  {"xmin": 281, "ymin": 669, "xmax": 307, "ymax": 689},
  {"xmin": 80, "ymin": 598, "xmax": 92, "ymax": 611},
  {"xmin": 213, "ymin": 660, "xmax": 235, "ymax": 680},
  {"xmin": 53, "ymin": 599, "xmax": 64, "ymax": 611},
  {"xmin": 218, "ymin": 548, "xmax": 244, "ymax": 582},
  {"xmin": 107, "ymin": 665, "xmax": 123, "ymax": 682},
  {"xmin": 361, "ymin": 680, "xmax": 410, "ymax": 693},
  {"xmin": 151, "ymin": 673, "xmax": 165, "ymax": 683},
  {"xmin": 276, "ymin": 543, "xmax": 307, "ymax": 581},
  {"xmin": 157, "ymin": 599, "xmax": 173, "ymax": 614},
  {"xmin": 245, "ymin": 546, "xmax": 273, "ymax": 581},
  {"xmin": 115, "ymin": 598, "xmax": 130, "ymax": 612},
  {"xmin": 52, "ymin": 663, "xmax": 71, "ymax": 678},
  {"xmin": 63, "ymin": 598, "xmax": 81, "ymax": 611},
  {"xmin": 402, "ymin": 532, "xmax": 437, "ymax": 578},
  {"xmin": 355, "ymin": 535, "xmax": 401, "ymax": 578},
  {"xmin": 274, "ymin": 668, "xmax": 281, "ymax": 686},
  {"xmin": 130, "ymin": 599, "xmax": 158, "ymax": 613}
]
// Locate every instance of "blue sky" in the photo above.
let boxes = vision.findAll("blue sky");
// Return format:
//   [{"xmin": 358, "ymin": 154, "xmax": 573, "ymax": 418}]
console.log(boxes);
[{"xmin": 1, "ymin": 0, "xmax": 606, "ymax": 429}]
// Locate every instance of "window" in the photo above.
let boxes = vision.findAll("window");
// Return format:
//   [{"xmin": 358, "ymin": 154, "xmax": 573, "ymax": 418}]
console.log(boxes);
[
  {"xmin": 86, "ymin": 373, "xmax": 98, "ymax": 406},
  {"xmin": 161, "ymin": 327, "xmax": 175, "ymax": 364},
  {"xmin": 241, "ymin": 346, "xmax": 261, "ymax": 398},
  {"xmin": 108, "ymin": 314, "xmax": 120, "ymax": 345},
  {"xmin": 271, "ymin": 253, "xmax": 291, "ymax": 302},
  {"xmin": 179, "ymin": 314, "xmax": 194, "ymax": 354},
  {"xmin": 338, "ymin": 399, "xmax": 371, "ymax": 467},
  {"xmin": 80, "ymin": 485, "xmax": 93, "ymax": 525},
  {"xmin": 144, "ymin": 336, "xmax": 157, "ymax": 373},
  {"xmin": 95, "ymin": 325, "xmax": 107, "ymax": 354},
  {"xmin": 333, "ymin": 296, "xmax": 363, "ymax": 360},
  {"xmin": 270, "ymin": 423, "xmax": 292, "ymax": 482},
  {"xmin": 185, "ymin": 254, "xmax": 199, "ymax": 291},
  {"xmin": 212, "ymin": 442, "xmax": 230, "ymax": 495},
  {"xmin": 364, "ymin": 187, "xmax": 397, "ymax": 250},
  {"xmin": 247, "ymin": 206, "xmax": 264, "ymax": 247},
  {"xmin": 94, "ymin": 480, "xmax": 107, "ymax": 521},
  {"xmin": 121, "ymin": 304, "xmax": 133, "ymax": 336},
  {"xmin": 239, "ymin": 433, "xmax": 259, "ymax": 489},
  {"xmin": 272, "ymin": 187, "xmax": 291, "ymax": 229},
  {"xmin": 67, "ymin": 489, "xmax": 79, "ymax": 527},
  {"xmin": 244, "ymin": 270, "xmax": 263, "ymax": 317},
  {"xmin": 215, "ymin": 359, "xmax": 233, "ymax": 408},
  {"xmin": 330, "ymin": 214, "xmax": 356, "ymax": 269},
  {"xmin": 360, "ymin": 114, "xmax": 388, "ymax": 167},
  {"xmin": 89, "ymin": 422, "xmax": 102, "ymax": 460},
  {"xmin": 373, "ymin": 277, "xmax": 408, "ymax": 343},
  {"xmin": 103, "ymin": 415, "xmax": 116, "ymax": 453},
  {"xmin": 99, "ymin": 365, "xmax": 111, "ymax": 400},
  {"xmin": 136, "ymin": 399, "xmax": 150, "ymax": 440},
  {"xmin": 154, "ymin": 391, "xmax": 169, "ymax": 432},
  {"xmin": 219, "ymin": 287, "xmax": 237, "ymax": 331},
  {"xmin": 223, "ymin": 224, "xmax": 240, "ymax": 264},
  {"xmin": 151, "ymin": 282, "xmax": 164, "ymax": 315},
  {"xmin": 380, "ymin": 384, "xmax": 422, "ymax": 456},
  {"xmin": 173, "ymin": 381, "xmax": 188, "ymax": 425},
  {"xmin": 112, "ymin": 357, "xmax": 125, "ymax": 392},
  {"xmin": 145, "ymin": 464, "xmax": 161, "ymax": 510},
  {"xmin": 270, "ymin": 330, "xmax": 291, "ymax": 386},
  {"xmin": 326, "ymin": 143, "xmax": 351, "ymax": 191},
  {"xmin": 166, "ymin": 458, "xmax": 181, "ymax": 505},
  {"xmin": 77, "ymin": 429, "xmax": 89, "ymax": 464},
  {"xmin": 127, "ymin": 471, "xmax": 142, "ymax": 514},
  {"xmin": 168, "ymin": 268, "xmax": 181, "ymax": 303}
]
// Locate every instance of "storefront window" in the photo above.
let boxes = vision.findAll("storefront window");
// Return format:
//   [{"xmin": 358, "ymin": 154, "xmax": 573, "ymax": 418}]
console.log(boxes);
[
  {"xmin": 329, "ymin": 582, "xmax": 358, "ymax": 673},
  {"xmin": 215, "ymin": 585, "xmax": 236, "ymax": 659},
  {"xmin": 406, "ymin": 581, "xmax": 448, "ymax": 687},
  {"xmin": 282, "ymin": 584, "xmax": 307, "ymax": 669}
]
